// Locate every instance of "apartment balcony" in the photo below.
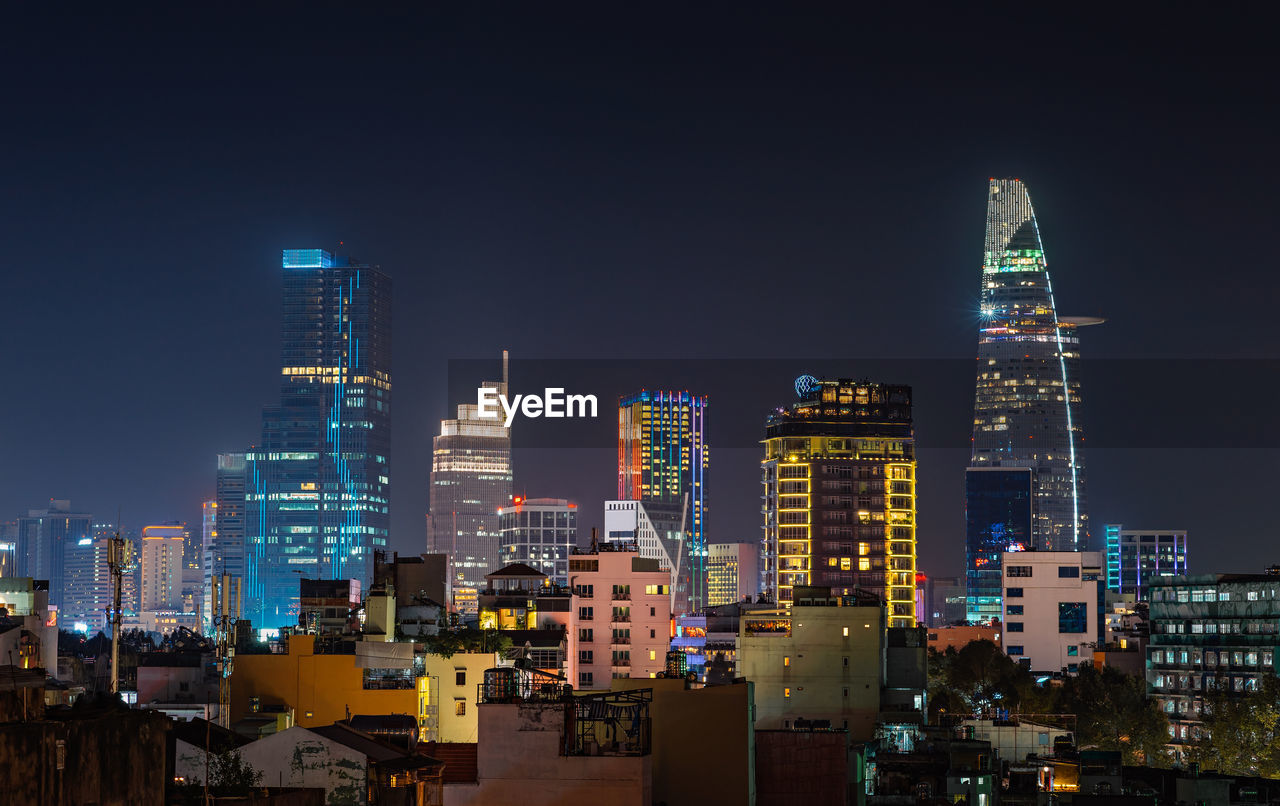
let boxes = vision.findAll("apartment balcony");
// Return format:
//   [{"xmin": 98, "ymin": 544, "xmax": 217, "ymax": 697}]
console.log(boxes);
[
  {"xmin": 611, "ymin": 659, "xmax": 632, "ymax": 668},
  {"xmin": 610, "ymin": 636, "xmax": 632, "ymax": 645},
  {"xmin": 610, "ymin": 616, "xmax": 631, "ymax": 624},
  {"xmin": 612, "ymin": 592, "xmax": 631, "ymax": 601}
]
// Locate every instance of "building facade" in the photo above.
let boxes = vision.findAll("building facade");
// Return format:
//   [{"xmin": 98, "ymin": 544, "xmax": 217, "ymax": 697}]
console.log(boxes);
[
  {"xmin": 603, "ymin": 499, "xmax": 692, "ymax": 615},
  {"xmin": 1147, "ymin": 573, "xmax": 1280, "ymax": 752},
  {"xmin": 243, "ymin": 249, "xmax": 392, "ymax": 629},
  {"xmin": 141, "ymin": 524, "xmax": 187, "ymax": 612},
  {"xmin": 965, "ymin": 467, "xmax": 1034, "ymax": 623},
  {"xmin": 760, "ymin": 377, "xmax": 917, "ymax": 626},
  {"xmin": 1000, "ymin": 550, "xmax": 1102, "ymax": 674},
  {"xmin": 707, "ymin": 542, "xmax": 759, "ymax": 606},
  {"xmin": 15, "ymin": 500, "xmax": 91, "ymax": 607},
  {"xmin": 498, "ymin": 498, "xmax": 577, "ymax": 587},
  {"xmin": 1105, "ymin": 524, "xmax": 1188, "ymax": 599},
  {"xmin": 428, "ymin": 353, "xmax": 512, "ymax": 615},
  {"xmin": 618, "ymin": 390, "xmax": 707, "ymax": 611},
  {"xmin": 569, "ymin": 547, "xmax": 672, "ymax": 689},
  {"xmin": 970, "ymin": 178, "xmax": 1096, "ymax": 553},
  {"xmin": 61, "ymin": 531, "xmax": 111, "ymax": 633}
]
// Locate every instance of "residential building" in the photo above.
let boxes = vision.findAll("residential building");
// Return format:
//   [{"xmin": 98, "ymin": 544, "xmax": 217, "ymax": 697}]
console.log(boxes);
[
  {"xmin": 604, "ymin": 499, "xmax": 692, "ymax": 614},
  {"xmin": 297, "ymin": 578, "xmax": 361, "ymax": 635},
  {"xmin": 140, "ymin": 524, "xmax": 186, "ymax": 612},
  {"xmin": 569, "ymin": 546, "xmax": 672, "ymax": 688},
  {"xmin": 737, "ymin": 586, "xmax": 887, "ymax": 739},
  {"xmin": 0, "ymin": 577, "xmax": 58, "ymax": 671},
  {"xmin": 373, "ymin": 551, "xmax": 449, "ymax": 610},
  {"xmin": 1147, "ymin": 572, "xmax": 1280, "ymax": 753},
  {"xmin": 229, "ymin": 634, "xmax": 423, "ymax": 731},
  {"xmin": 428, "ymin": 352, "xmax": 511, "ymax": 614},
  {"xmin": 478, "ymin": 563, "xmax": 577, "ymax": 684},
  {"xmin": 970, "ymin": 177, "xmax": 1097, "ymax": 552},
  {"xmin": 965, "ymin": 467, "xmax": 1033, "ymax": 623},
  {"xmin": 15, "ymin": 499, "xmax": 91, "ymax": 607},
  {"xmin": 618, "ymin": 390, "xmax": 708, "ymax": 610},
  {"xmin": 1000, "ymin": 550, "xmax": 1102, "ymax": 674},
  {"xmin": 498, "ymin": 497, "xmax": 577, "ymax": 586},
  {"xmin": 419, "ymin": 650, "xmax": 498, "ymax": 743},
  {"xmin": 243, "ymin": 248, "xmax": 392, "ymax": 629},
  {"xmin": 61, "ymin": 530, "xmax": 111, "ymax": 633},
  {"xmin": 1104, "ymin": 524, "xmax": 1188, "ymax": 599},
  {"xmin": 760, "ymin": 376, "xmax": 917, "ymax": 625},
  {"xmin": 707, "ymin": 542, "xmax": 759, "ymax": 606}
]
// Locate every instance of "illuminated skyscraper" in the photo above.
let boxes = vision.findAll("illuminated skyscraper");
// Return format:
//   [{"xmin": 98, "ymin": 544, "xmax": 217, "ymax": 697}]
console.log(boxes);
[
  {"xmin": 243, "ymin": 249, "xmax": 392, "ymax": 629},
  {"xmin": 970, "ymin": 178, "xmax": 1096, "ymax": 557},
  {"xmin": 140, "ymin": 523, "xmax": 187, "ymax": 612},
  {"xmin": 498, "ymin": 497, "xmax": 577, "ymax": 587},
  {"xmin": 761, "ymin": 377, "xmax": 917, "ymax": 626},
  {"xmin": 964, "ymin": 467, "xmax": 1033, "ymax": 623},
  {"xmin": 428, "ymin": 353, "xmax": 512, "ymax": 614},
  {"xmin": 617, "ymin": 390, "xmax": 708, "ymax": 610},
  {"xmin": 1104, "ymin": 524, "xmax": 1188, "ymax": 600},
  {"xmin": 16, "ymin": 499, "xmax": 91, "ymax": 608}
]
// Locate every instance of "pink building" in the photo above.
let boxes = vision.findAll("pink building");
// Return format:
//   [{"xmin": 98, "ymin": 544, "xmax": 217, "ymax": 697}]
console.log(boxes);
[{"xmin": 568, "ymin": 546, "xmax": 672, "ymax": 689}]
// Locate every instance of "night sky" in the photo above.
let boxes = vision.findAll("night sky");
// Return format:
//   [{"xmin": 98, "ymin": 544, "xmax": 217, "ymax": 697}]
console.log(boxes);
[{"xmin": 3, "ymin": 5, "xmax": 1277, "ymax": 578}]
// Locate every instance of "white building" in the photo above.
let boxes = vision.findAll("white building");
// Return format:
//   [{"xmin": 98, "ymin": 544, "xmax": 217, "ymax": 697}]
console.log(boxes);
[
  {"xmin": 1000, "ymin": 550, "xmax": 1102, "ymax": 675},
  {"xmin": 141, "ymin": 523, "xmax": 186, "ymax": 611},
  {"xmin": 603, "ymin": 500, "xmax": 691, "ymax": 614}
]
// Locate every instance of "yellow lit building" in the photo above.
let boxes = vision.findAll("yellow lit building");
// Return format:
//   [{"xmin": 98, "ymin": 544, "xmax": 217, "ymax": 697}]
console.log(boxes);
[{"xmin": 761, "ymin": 377, "xmax": 917, "ymax": 626}]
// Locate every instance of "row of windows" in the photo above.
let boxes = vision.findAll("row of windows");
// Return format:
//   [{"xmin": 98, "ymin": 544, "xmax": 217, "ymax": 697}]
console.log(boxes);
[{"xmin": 1006, "ymin": 564, "xmax": 1080, "ymax": 578}]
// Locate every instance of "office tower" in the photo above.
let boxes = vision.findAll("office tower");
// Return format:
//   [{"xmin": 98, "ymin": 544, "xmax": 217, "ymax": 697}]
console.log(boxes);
[
  {"xmin": 964, "ymin": 467, "xmax": 1034, "ymax": 623},
  {"xmin": 970, "ymin": 178, "xmax": 1097, "ymax": 556},
  {"xmin": 618, "ymin": 390, "xmax": 708, "ymax": 610},
  {"xmin": 16, "ymin": 499, "xmax": 92, "ymax": 607},
  {"xmin": 1000, "ymin": 550, "xmax": 1102, "ymax": 674},
  {"xmin": 209, "ymin": 453, "xmax": 247, "ymax": 583},
  {"xmin": 1104, "ymin": 524, "xmax": 1188, "ymax": 599},
  {"xmin": 62, "ymin": 528, "xmax": 112, "ymax": 633},
  {"xmin": 761, "ymin": 377, "xmax": 917, "ymax": 626},
  {"xmin": 498, "ymin": 497, "xmax": 577, "ymax": 586},
  {"xmin": 707, "ymin": 542, "xmax": 760, "ymax": 606},
  {"xmin": 923, "ymin": 575, "xmax": 967, "ymax": 627},
  {"xmin": 243, "ymin": 249, "xmax": 392, "ymax": 629},
  {"xmin": 604, "ymin": 499, "xmax": 691, "ymax": 614},
  {"xmin": 429, "ymin": 353, "xmax": 512, "ymax": 614},
  {"xmin": 141, "ymin": 524, "xmax": 186, "ymax": 611},
  {"xmin": 0, "ymin": 522, "xmax": 16, "ymax": 577},
  {"xmin": 200, "ymin": 500, "xmax": 217, "ymax": 631}
]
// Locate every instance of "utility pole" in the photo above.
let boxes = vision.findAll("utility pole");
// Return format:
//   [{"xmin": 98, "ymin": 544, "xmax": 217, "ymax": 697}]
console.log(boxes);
[
  {"xmin": 106, "ymin": 528, "xmax": 126, "ymax": 696},
  {"xmin": 211, "ymin": 574, "xmax": 241, "ymax": 729}
]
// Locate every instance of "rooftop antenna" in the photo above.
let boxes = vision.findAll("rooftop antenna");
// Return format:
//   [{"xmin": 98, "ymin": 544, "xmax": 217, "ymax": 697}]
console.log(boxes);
[
  {"xmin": 107, "ymin": 508, "xmax": 125, "ymax": 697},
  {"xmin": 501, "ymin": 349, "xmax": 509, "ymax": 396}
]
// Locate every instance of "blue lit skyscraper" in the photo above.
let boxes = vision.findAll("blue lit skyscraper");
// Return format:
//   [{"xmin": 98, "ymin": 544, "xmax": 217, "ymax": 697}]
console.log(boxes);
[
  {"xmin": 243, "ymin": 249, "xmax": 391, "ymax": 629},
  {"xmin": 964, "ymin": 467, "xmax": 1033, "ymax": 623},
  {"xmin": 618, "ymin": 390, "xmax": 707, "ymax": 611},
  {"xmin": 970, "ymin": 179, "xmax": 1096, "ymax": 554}
]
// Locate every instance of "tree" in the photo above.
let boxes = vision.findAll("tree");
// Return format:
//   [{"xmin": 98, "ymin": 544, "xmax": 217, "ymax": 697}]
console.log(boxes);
[
  {"xmin": 1191, "ymin": 675, "xmax": 1280, "ymax": 778},
  {"xmin": 1058, "ymin": 662, "xmax": 1169, "ymax": 765},
  {"xmin": 208, "ymin": 749, "xmax": 263, "ymax": 793},
  {"xmin": 928, "ymin": 640, "xmax": 1043, "ymax": 718}
]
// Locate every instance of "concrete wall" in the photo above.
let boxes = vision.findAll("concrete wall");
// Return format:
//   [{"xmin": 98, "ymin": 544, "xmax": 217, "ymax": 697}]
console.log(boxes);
[
  {"xmin": 755, "ymin": 729, "xmax": 851, "ymax": 806},
  {"xmin": 445, "ymin": 702, "xmax": 650, "ymax": 806},
  {"xmin": 239, "ymin": 726, "xmax": 367, "ymax": 806},
  {"xmin": 740, "ymin": 604, "xmax": 882, "ymax": 739},
  {"xmin": 612, "ymin": 678, "xmax": 755, "ymax": 806},
  {"xmin": 0, "ymin": 707, "xmax": 169, "ymax": 806},
  {"xmin": 1000, "ymin": 551, "xmax": 1100, "ymax": 674}
]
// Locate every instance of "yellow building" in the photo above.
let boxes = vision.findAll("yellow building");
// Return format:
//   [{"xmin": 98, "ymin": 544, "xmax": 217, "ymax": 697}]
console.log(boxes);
[
  {"xmin": 420, "ymin": 651, "xmax": 499, "ymax": 743},
  {"xmin": 761, "ymin": 377, "xmax": 917, "ymax": 626},
  {"xmin": 230, "ymin": 635, "xmax": 422, "ymax": 730}
]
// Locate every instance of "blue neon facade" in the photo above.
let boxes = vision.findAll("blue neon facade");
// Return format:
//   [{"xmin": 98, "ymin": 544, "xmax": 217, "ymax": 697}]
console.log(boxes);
[
  {"xmin": 618, "ymin": 390, "xmax": 708, "ymax": 612},
  {"xmin": 964, "ymin": 467, "xmax": 1033, "ymax": 623},
  {"xmin": 242, "ymin": 249, "xmax": 391, "ymax": 629}
]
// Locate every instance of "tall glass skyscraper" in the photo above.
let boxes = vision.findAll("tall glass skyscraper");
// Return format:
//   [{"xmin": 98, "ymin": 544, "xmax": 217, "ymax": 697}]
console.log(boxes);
[
  {"xmin": 970, "ymin": 178, "xmax": 1096, "ymax": 557},
  {"xmin": 618, "ymin": 390, "xmax": 708, "ymax": 611},
  {"xmin": 964, "ymin": 467, "xmax": 1033, "ymax": 623},
  {"xmin": 428, "ymin": 353, "xmax": 512, "ymax": 614},
  {"xmin": 243, "ymin": 249, "xmax": 391, "ymax": 629}
]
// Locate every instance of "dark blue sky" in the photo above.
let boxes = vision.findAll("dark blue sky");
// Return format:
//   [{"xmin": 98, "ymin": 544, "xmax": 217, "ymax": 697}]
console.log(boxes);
[{"xmin": 2, "ymin": 4, "xmax": 1276, "ymax": 577}]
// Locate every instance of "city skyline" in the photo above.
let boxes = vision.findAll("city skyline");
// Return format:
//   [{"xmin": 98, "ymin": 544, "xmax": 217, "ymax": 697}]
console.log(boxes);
[{"xmin": 4, "ymin": 6, "xmax": 1279, "ymax": 583}]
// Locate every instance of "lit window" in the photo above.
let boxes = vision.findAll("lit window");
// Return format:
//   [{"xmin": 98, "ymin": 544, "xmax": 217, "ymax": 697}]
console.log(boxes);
[
  {"xmin": 784, "ymin": 656, "xmax": 790, "ymax": 667},
  {"xmin": 842, "ymin": 627, "xmax": 849, "ymax": 637},
  {"xmin": 784, "ymin": 687, "xmax": 791, "ymax": 698},
  {"xmin": 455, "ymin": 700, "xmax": 466, "ymax": 716}
]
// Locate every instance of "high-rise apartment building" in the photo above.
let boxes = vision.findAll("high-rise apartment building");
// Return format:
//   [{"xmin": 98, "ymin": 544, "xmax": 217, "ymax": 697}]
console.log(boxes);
[
  {"xmin": 1104, "ymin": 525, "xmax": 1188, "ymax": 599},
  {"xmin": 618, "ymin": 390, "xmax": 708, "ymax": 610},
  {"xmin": 243, "ymin": 249, "xmax": 392, "ymax": 629},
  {"xmin": 970, "ymin": 178, "xmax": 1096, "ymax": 555},
  {"xmin": 16, "ymin": 499, "xmax": 92, "ymax": 607},
  {"xmin": 964, "ymin": 467, "xmax": 1034, "ymax": 623},
  {"xmin": 141, "ymin": 524, "xmax": 187, "ymax": 612},
  {"xmin": 62, "ymin": 528, "xmax": 112, "ymax": 633},
  {"xmin": 498, "ymin": 497, "xmax": 578, "ymax": 586},
  {"xmin": 707, "ymin": 542, "xmax": 760, "ymax": 606},
  {"xmin": 429, "ymin": 353, "xmax": 512, "ymax": 614},
  {"xmin": 603, "ymin": 499, "xmax": 691, "ymax": 614},
  {"xmin": 761, "ymin": 377, "xmax": 917, "ymax": 626}
]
